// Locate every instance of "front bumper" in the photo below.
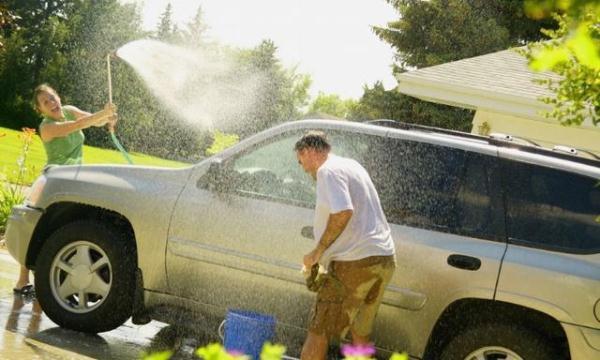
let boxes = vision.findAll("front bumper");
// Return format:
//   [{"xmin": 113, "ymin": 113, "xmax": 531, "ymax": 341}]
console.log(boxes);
[{"xmin": 5, "ymin": 205, "xmax": 43, "ymax": 265}]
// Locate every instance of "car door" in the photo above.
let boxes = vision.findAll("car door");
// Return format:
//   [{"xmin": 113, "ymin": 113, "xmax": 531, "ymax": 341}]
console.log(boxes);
[
  {"xmin": 496, "ymin": 159, "xmax": 600, "ymax": 329},
  {"xmin": 166, "ymin": 130, "xmax": 319, "ymax": 336},
  {"xmin": 362, "ymin": 136, "xmax": 508, "ymax": 355}
]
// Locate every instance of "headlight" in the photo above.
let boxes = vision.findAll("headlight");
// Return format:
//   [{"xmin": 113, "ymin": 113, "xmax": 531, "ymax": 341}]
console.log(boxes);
[{"xmin": 26, "ymin": 175, "xmax": 46, "ymax": 207}]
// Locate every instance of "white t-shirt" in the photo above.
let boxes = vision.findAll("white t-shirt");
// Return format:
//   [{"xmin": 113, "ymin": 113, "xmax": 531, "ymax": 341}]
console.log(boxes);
[{"xmin": 314, "ymin": 154, "xmax": 395, "ymax": 267}]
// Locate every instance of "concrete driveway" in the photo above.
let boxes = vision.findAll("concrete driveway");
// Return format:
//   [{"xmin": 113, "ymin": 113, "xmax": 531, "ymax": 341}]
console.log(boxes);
[{"xmin": 0, "ymin": 248, "xmax": 206, "ymax": 360}]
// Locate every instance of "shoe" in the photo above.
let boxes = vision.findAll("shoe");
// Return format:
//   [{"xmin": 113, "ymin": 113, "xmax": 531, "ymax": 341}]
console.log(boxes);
[{"xmin": 13, "ymin": 284, "xmax": 34, "ymax": 295}]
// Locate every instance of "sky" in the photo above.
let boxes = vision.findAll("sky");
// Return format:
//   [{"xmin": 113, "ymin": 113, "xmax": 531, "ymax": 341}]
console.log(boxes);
[{"xmin": 123, "ymin": 0, "xmax": 399, "ymax": 99}]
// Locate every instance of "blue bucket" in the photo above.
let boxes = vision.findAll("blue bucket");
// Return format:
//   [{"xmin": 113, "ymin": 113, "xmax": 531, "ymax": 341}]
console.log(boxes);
[{"xmin": 223, "ymin": 309, "xmax": 276, "ymax": 360}]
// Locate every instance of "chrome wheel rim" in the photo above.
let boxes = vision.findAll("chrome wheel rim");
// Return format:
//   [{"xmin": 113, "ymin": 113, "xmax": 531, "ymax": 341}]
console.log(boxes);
[
  {"xmin": 50, "ymin": 241, "xmax": 112, "ymax": 313},
  {"xmin": 464, "ymin": 346, "xmax": 524, "ymax": 360}
]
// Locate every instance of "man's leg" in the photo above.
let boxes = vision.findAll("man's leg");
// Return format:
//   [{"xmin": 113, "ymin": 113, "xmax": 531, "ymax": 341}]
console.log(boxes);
[
  {"xmin": 301, "ymin": 331, "xmax": 329, "ymax": 360},
  {"xmin": 351, "ymin": 329, "xmax": 371, "ymax": 345},
  {"xmin": 343, "ymin": 256, "xmax": 396, "ymax": 346}
]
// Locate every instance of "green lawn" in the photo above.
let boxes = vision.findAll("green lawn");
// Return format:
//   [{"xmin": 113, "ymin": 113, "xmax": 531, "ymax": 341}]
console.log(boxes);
[{"xmin": 1, "ymin": 126, "xmax": 189, "ymax": 185}]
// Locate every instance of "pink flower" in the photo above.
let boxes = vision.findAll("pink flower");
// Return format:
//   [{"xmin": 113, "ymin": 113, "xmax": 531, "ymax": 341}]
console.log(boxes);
[
  {"xmin": 227, "ymin": 349, "xmax": 247, "ymax": 358},
  {"xmin": 341, "ymin": 343, "xmax": 376, "ymax": 357}
]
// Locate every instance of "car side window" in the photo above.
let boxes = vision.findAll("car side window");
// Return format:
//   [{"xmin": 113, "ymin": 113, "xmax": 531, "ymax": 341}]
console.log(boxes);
[
  {"xmin": 455, "ymin": 153, "xmax": 505, "ymax": 240},
  {"xmin": 365, "ymin": 138, "xmax": 504, "ymax": 241},
  {"xmin": 223, "ymin": 129, "xmax": 376, "ymax": 206},
  {"xmin": 230, "ymin": 133, "xmax": 316, "ymax": 205},
  {"xmin": 504, "ymin": 160, "xmax": 600, "ymax": 253},
  {"xmin": 367, "ymin": 138, "xmax": 467, "ymax": 231}
]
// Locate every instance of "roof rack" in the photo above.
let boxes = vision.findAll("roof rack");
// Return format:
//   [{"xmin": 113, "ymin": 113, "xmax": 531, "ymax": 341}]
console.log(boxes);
[
  {"xmin": 366, "ymin": 119, "xmax": 600, "ymax": 167},
  {"xmin": 365, "ymin": 119, "xmax": 487, "ymax": 142},
  {"xmin": 489, "ymin": 133, "xmax": 541, "ymax": 147},
  {"xmin": 553, "ymin": 145, "xmax": 600, "ymax": 161}
]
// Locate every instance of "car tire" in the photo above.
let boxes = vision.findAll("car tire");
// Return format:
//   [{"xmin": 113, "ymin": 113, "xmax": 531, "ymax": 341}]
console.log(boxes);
[
  {"xmin": 35, "ymin": 220, "xmax": 136, "ymax": 333},
  {"xmin": 439, "ymin": 322, "xmax": 557, "ymax": 360}
]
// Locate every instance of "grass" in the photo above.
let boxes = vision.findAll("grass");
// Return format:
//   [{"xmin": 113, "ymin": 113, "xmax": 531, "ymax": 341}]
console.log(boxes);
[{"xmin": 0, "ymin": 126, "xmax": 189, "ymax": 185}]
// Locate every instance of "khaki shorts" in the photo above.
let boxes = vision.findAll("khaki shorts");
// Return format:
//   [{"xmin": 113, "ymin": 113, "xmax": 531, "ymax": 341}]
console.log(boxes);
[{"xmin": 308, "ymin": 255, "xmax": 396, "ymax": 341}]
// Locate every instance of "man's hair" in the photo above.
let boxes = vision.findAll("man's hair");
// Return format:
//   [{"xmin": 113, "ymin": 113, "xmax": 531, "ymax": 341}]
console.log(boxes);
[{"xmin": 294, "ymin": 131, "xmax": 331, "ymax": 152}]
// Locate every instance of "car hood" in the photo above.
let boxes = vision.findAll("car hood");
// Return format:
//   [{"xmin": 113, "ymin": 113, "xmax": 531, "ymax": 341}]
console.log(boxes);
[{"xmin": 35, "ymin": 164, "xmax": 194, "ymax": 209}]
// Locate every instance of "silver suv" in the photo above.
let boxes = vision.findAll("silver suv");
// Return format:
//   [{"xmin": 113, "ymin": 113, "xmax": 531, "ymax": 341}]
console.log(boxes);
[{"xmin": 6, "ymin": 119, "xmax": 600, "ymax": 359}]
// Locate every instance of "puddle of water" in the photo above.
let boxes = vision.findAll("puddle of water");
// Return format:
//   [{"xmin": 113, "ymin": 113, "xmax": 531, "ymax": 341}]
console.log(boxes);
[{"xmin": 0, "ymin": 250, "xmax": 172, "ymax": 359}]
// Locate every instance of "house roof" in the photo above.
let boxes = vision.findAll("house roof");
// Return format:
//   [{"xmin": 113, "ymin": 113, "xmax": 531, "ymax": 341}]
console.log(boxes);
[{"xmin": 396, "ymin": 48, "xmax": 564, "ymax": 122}]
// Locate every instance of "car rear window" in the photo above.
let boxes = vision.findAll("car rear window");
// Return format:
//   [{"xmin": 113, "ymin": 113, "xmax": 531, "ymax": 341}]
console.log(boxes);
[{"xmin": 503, "ymin": 160, "xmax": 600, "ymax": 253}]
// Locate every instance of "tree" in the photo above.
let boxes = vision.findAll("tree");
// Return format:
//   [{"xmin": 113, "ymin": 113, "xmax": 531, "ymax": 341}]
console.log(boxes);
[
  {"xmin": 307, "ymin": 92, "xmax": 356, "ymax": 119},
  {"xmin": 230, "ymin": 40, "xmax": 311, "ymax": 137},
  {"xmin": 156, "ymin": 3, "xmax": 181, "ymax": 43},
  {"xmin": 467, "ymin": 0, "xmax": 556, "ymax": 45},
  {"xmin": 0, "ymin": 1, "xmax": 77, "ymax": 129},
  {"xmin": 0, "ymin": 4, "xmax": 19, "ymax": 50},
  {"xmin": 374, "ymin": 0, "xmax": 553, "ymax": 72},
  {"xmin": 358, "ymin": 0, "xmax": 555, "ymax": 130},
  {"xmin": 184, "ymin": 5, "xmax": 209, "ymax": 47},
  {"xmin": 348, "ymin": 81, "xmax": 473, "ymax": 131},
  {"xmin": 523, "ymin": 1, "xmax": 599, "ymax": 126},
  {"xmin": 374, "ymin": 0, "xmax": 508, "ymax": 71}
]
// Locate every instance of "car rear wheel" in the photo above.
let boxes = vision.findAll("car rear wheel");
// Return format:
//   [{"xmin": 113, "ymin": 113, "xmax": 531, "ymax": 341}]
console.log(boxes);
[
  {"xmin": 439, "ymin": 322, "xmax": 557, "ymax": 360},
  {"xmin": 35, "ymin": 220, "xmax": 136, "ymax": 333}
]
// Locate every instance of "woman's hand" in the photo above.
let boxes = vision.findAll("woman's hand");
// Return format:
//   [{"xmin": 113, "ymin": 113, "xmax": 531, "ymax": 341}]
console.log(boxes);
[
  {"xmin": 93, "ymin": 103, "xmax": 118, "ymax": 127},
  {"xmin": 106, "ymin": 113, "xmax": 118, "ymax": 132}
]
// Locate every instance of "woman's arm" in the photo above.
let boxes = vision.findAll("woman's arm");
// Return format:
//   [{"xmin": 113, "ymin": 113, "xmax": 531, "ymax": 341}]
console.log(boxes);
[
  {"xmin": 39, "ymin": 105, "xmax": 115, "ymax": 142},
  {"xmin": 67, "ymin": 105, "xmax": 117, "ymax": 129}
]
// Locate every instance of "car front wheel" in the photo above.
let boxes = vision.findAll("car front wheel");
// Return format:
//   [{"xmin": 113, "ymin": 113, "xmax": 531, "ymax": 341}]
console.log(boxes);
[
  {"xmin": 35, "ymin": 220, "xmax": 136, "ymax": 333},
  {"xmin": 439, "ymin": 322, "xmax": 558, "ymax": 360}
]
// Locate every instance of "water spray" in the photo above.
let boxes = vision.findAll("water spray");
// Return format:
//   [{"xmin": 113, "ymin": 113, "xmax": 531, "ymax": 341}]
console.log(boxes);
[{"xmin": 106, "ymin": 52, "xmax": 133, "ymax": 164}]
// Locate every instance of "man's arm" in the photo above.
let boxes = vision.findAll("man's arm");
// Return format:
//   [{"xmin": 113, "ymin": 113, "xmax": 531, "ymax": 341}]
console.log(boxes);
[{"xmin": 303, "ymin": 209, "xmax": 353, "ymax": 268}]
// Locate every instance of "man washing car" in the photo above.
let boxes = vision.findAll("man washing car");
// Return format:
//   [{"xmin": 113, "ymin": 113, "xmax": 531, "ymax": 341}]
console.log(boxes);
[{"xmin": 295, "ymin": 131, "xmax": 396, "ymax": 360}]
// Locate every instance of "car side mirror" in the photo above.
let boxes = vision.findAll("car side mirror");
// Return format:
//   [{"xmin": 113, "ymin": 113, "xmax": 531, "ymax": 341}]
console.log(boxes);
[{"xmin": 197, "ymin": 160, "xmax": 228, "ymax": 192}]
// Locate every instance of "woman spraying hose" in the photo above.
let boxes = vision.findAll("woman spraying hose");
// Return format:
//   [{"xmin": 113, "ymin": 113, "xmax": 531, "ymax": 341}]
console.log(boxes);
[
  {"xmin": 12, "ymin": 83, "xmax": 117, "ymax": 295},
  {"xmin": 35, "ymin": 84, "xmax": 117, "ymax": 165}
]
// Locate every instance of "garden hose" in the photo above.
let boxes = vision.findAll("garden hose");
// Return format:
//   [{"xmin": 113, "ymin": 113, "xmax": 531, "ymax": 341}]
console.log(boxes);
[{"xmin": 110, "ymin": 131, "xmax": 133, "ymax": 164}]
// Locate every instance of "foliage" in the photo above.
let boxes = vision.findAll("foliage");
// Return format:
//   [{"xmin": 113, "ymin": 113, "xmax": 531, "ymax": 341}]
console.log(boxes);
[
  {"xmin": 0, "ymin": 181, "xmax": 24, "ymax": 233},
  {"xmin": 523, "ymin": 1, "xmax": 599, "ymax": 125},
  {"xmin": 141, "ymin": 350, "xmax": 173, "ymax": 360},
  {"xmin": 195, "ymin": 343, "xmax": 248, "ymax": 360},
  {"xmin": 259, "ymin": 343, "xmax": 287, "ymax": 360},
  {"xmin": 141, "ymin": 342, "xmax": 409, "ymax": 360},
  {"xmin": 307, "ymin": 92, "xmax": 357, "ymax": 119},
  {"xmin": 358, "ymin": 0, "xmax": 556, "ymax": 130},
  {"xmin": 374, "ymin": 0, "xmax": 554, "ymax": 72},
  {"xmin": 0, "ymin": 128, "xmax": 34, "ymax": 232},
  {"xmin": 184, "ymin": 6, "xmax": 209, "ymax": 48},
  {"xmin": 206, "ymin": 131, "xmax": 240, "ymax": 156},
  {"xmin": 156, "ymin": 3, "xmax": 181, "ymax": 44},
  {"xmin": 0, "ymin": 1, "xmax": 70, "ymax": 129},
  {"xmin": 376, "ymin": 0, "xmax": 501, "ymax": 71},
  {"xmin": 348, "ymin": 82, "xmax": 473, "ymax": 131},
  {"xmin": 0, "ymin": 4, "xmax": 19, "ymax": 49},
  {"xmin": 230, "ymin": 40, "xmax": 311, "ymax": 138}
]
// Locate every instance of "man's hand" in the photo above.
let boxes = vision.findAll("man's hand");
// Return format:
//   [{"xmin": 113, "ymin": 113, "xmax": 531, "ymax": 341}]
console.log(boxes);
[
  {"xmin": 302, "ymin": 210, "xmax": 352, "ymax": 269},
  {"xmin": 303, "ymin": 246, "xmax": 324, "ymax": 269}
]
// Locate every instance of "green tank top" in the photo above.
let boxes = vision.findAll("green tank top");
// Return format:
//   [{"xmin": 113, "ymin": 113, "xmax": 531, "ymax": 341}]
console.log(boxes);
[{"xmin": 40, "ymin": 109, "xmax": 85, "ymax": 165}]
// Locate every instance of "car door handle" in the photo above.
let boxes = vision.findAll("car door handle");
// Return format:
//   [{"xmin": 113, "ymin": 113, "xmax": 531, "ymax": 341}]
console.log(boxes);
[
  {"xmin": 301, "ymin": 226, "xmax": 314, "ymax": 240},
  {"xmin": 447, "ymin": 254, "xmax": 481, "ymax": 271}
]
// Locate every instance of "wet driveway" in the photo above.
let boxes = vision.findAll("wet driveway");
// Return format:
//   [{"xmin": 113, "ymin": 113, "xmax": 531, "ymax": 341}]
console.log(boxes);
[{"xmin": 0, "ymin": 249, "xmax": 208, "ymax": 360}]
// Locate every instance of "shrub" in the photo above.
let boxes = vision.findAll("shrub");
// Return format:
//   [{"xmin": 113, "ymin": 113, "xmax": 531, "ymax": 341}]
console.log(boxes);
[{"xmin": 0, "ymin": 127, "xmax": 35, "ymax": 232}]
